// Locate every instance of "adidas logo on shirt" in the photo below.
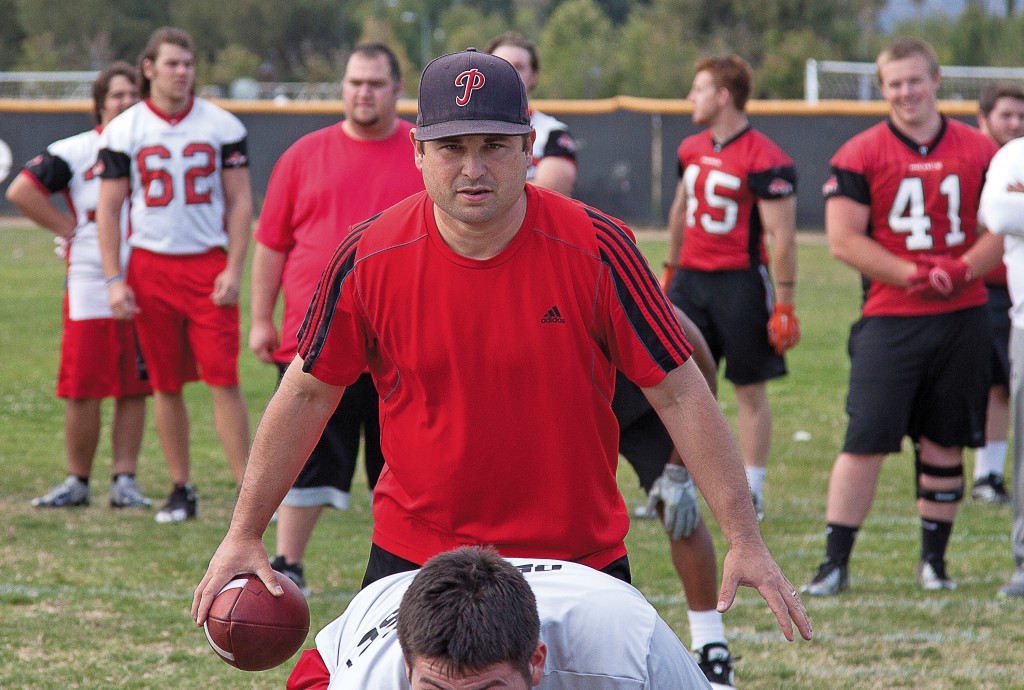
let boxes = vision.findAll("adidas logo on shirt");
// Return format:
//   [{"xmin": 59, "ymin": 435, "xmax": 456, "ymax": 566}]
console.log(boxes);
[{"xmin": 541, "ymin": 306, "xmax": 566, "ymax": 324}]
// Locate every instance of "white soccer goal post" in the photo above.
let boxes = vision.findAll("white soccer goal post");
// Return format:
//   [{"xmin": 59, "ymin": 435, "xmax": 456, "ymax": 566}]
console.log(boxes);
[{"xmin": 805, "ymin": 58, "xmax": 1024, "ymax": 102}]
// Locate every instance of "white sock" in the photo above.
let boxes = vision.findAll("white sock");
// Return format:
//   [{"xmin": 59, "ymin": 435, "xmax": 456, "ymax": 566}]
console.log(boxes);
[
  {"xmin": 745, "ymin": 466, "xmax": 766, "ymax": 499},
  {"xmin": 975, "ymin": 441, "xmax": 1008, "ymax": 479},
  {"xmin": 687, "ymin": 609, "xmax": 726, "ymax": 650}
]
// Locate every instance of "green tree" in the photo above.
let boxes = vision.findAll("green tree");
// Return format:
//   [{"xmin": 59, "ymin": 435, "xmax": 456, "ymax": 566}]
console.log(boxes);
[
  {"xmin": 607, "ymin": 1, "xmax": 700, "ymax": 98},
  {"xmin": 439, "ymin": 5, "xmax": 509, "ymax": 55},
  {"xmin": 537, "ymin": 0, "xmax": 615, "ymax": 97}
]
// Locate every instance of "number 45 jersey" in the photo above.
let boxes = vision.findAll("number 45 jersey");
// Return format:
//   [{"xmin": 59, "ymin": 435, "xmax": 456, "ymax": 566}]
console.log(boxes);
[
  {"xmin": 675, "ymin": 126, "xmax": 797, "ymax": 272},
  {"xmin": 99, "ymin": 97, "xmax": 248, "ymax": 255},
  {"xmin": 823, "ymin": 117, "xmax": 998, "ymax": 317}
]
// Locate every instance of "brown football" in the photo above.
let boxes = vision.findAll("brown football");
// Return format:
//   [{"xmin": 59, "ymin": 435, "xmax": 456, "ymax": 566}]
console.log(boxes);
[{"xmin": 204, "ymin": 574, "xmax": 310, "ymax": 671}]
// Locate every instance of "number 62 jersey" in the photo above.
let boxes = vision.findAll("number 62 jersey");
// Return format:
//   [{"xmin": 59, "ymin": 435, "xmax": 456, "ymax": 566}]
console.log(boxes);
[
  {"xmin": 823, "ymin": 117, "xmax": 998, "ymax": 317},
  {"xmin": 98, "ymin": 97, "xmax": 248, "ymax": 255}
]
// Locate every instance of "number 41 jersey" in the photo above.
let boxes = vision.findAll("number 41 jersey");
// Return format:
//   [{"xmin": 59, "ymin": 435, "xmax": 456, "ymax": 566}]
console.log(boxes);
[
  {"xmin": 824, "ymin": 117, "xmax": 997, "ymax": 317},
  {"xmin": 99, "ymin": 97, "xmax": 248, "ymax": 255}
]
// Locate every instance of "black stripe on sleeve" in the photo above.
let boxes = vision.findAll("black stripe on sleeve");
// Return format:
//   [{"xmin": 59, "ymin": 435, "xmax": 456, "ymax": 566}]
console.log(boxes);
[
  {"xmin": 23, "ymin": 151, "xmax": 72, "ymax": 193},
  {"xmin": 297, "ymin": 225, "xmax": 367, "ymax": 371},
  {"xmin": 221, "ymin": 137, "xmax": 249, "ymax": 168},
  {"xmin": 98, "ymin": 148, "xmax": 131, "ymax": 179},
  {"xmin": 588, "ymin": 209, "xmax": 692, "ymax": 371},
  {"xmin": 825, "ymin": 166, "xmax": 869, "ymax": 204}
]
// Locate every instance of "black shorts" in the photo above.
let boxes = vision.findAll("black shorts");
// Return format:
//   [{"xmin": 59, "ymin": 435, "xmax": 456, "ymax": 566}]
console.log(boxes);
[
  {"xmin": 667, "ymin": 267, "xmax": 786, "ymax": 385},
  {"xmin": 275, "ymin": 366, "xmax": 384, "ymax": 507},
  {"xmin": 360, "ymin": 543, "xmax": 632, "ymax": 589},
  {"xmin": 842, "ymin": 307, "xmax": 989, "ymax": 454},
  {"xmin": 987, "ymin": 285, "xmax": 1011, "ymax": 388},
  {"xmin": 611, "ymin": 372, "xmax": 673, "ymax": 492}
]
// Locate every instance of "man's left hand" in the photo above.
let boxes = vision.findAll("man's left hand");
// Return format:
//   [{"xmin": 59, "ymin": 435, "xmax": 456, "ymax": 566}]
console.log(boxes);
[
  {"xmin": 718, "ymin": 540, "xmax": 813, "ymax": 642},
  {"xmin": 907, "ymin": 256, "xmax": 972, "ymax": 299}
]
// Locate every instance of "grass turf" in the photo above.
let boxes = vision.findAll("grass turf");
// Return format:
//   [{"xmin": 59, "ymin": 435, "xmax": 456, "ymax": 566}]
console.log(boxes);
[{"xmin": 1, "ymin": 220, "xmax": 1022, "ymax": 688}]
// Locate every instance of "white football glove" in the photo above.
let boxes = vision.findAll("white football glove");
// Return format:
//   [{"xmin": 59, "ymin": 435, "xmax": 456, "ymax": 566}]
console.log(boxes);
[
  {"xmin": 54, "ymin": 236, "xmax": 69, "ymax": 260},
  {"xmin": 645, "ymin": 463, "xmax": 700, "ymax": 540}
]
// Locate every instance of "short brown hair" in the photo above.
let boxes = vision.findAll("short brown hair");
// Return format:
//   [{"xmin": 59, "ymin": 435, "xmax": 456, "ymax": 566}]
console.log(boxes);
[
  {"xmin": 138, "ymin": 27, "xmax": 195, "ymax": 99},
  {"xmin": 485, "ymin": 32, "xmax": 540, "ymax": 74},
  {"xmin": 351, "ymin": 42, "xmax": 402, "ymax": 83},
  {"xmin": 876, "ymin": 37, "xmax": 940, "ymax": 83},
  {"xmin": 979, "ymin": 81, "xmax": 1024, "ymax": 117},
  {"xmin": 92, "ymin": 61, "xmax": 137, "ymax": 124},
  {"xmin": 396, "ymin": 547, "xmax": 539, "ymax": 683},
  {"xmin": 694, "ymin": 55, "xmax": 753, "ymax": 111}
]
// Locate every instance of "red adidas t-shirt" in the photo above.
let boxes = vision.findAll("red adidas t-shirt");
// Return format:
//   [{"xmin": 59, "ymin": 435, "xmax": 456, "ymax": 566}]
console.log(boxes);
[
  {"xmin": 824, "ymin": 117, "xmax": 997, "ymax": 316},
  {"xmin": 675, "ymin": 127, "xmax": 797, "ymax": 272},
  {"xmin": 297, "ymin": 185, "xmax": 692, "ymax": 569},
  {"xmin": 254, "ymin": 120, "xmax": 423, "ymax": 362}
]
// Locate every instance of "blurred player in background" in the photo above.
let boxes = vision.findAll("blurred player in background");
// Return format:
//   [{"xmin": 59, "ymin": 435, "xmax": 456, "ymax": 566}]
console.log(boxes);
[
  {"xmin": 971, "ymin": 82, "xmax": 1024, "ymax": 504},
  {"xmin": 617, "ymin": 307, "xmax": 734, "ymax": 688},
  {"xmin": 486, "ymin": 32, "xmax": 577, "ymax": 197},
  {"xmin": 6, "ymin": 62, "xmax": 153, "ymax": 510},
  {"xmin": 803, "ymin": 38, "xmax": 1001, "ymax": 596},
  {"xmin": 286, "ymin": 546, "xmax": 712, "ymax": 689},
  {"xmin": 662, "ymin": 55, "xmax": 799, "ymax": 521},
  {"xmin": 979, "ymin": 134, "xmax": 1024, "ymax": 597},
  {"xmin": 251, "ymin": 42, "xmax": 424, "ymax": 594},
  {"xmin": 97, "ymin": 27, "xmax": 252, "ymax": 523}
]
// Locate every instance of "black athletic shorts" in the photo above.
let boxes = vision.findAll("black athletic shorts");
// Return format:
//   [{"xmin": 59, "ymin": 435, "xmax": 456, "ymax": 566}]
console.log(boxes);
[
  {"xmin": 612, "ymin": 372, "xmax": 673, "ymax": 492},
  {"xmin": 986, "ymin": 285, "xmax": 1011, "ymax": 388},
  {"xmin": 275, "ymin": 365, "xmax": 384, "ymax": 506},
  {"xmin": 667, "ymin": 267, "xmax": 786, "ymax": 385},
  {"xmin": 842, "ymin": 307, "xmax": 989, "ymax": 454},
  {"xmin": 360, "ymin": 543, "xmax": 632, "ymax": 589}
]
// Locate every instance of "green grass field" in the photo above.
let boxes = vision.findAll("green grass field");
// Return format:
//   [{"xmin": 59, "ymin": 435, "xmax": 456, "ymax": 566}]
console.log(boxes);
[{"xmin": 2, "ymin": 220, "xmax": 1023, "ymax": 689}]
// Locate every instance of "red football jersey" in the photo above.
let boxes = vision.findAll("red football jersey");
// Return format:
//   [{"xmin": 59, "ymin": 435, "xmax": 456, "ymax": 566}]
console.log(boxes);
[
  {"xmin": 254, "ymin": 120, "xmax": 423, "ymax": 363},
  {"xmin": 824, "ymin": 117, "xmax": 998, "ymax": 316},
  {"xmin": 297, "ymin": 185, "xmax": 692, "ymax": 570},
  {"xmin": 675, "ymin": 127, "xmax": 797, "ymax": 272}
]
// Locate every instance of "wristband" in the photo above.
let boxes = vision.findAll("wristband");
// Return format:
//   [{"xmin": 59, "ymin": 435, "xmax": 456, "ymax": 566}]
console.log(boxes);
[
  {"xmin": 104, "ymin": 274, "xmax": 124, "ymax": 286},
  {"xmin": 777, "ymin": 281, "xmax": 795, "ymax": 287}
]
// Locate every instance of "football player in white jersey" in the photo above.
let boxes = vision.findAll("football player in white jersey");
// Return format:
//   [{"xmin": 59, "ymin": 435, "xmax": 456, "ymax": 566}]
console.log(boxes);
[
  {"xmin": 286, "ymin": 547, "xmax": 711, "ymax": 689},
  {"xmin": 6, "ymin": 62, "xmax": 154, "ymax": 510},
  {"xmin": 96, "ymin": 27, "xmax": 253, "ymax": 524},
  {"xmin": 486, "ymin": 33, "xmax": 578, "ymax": 197}
]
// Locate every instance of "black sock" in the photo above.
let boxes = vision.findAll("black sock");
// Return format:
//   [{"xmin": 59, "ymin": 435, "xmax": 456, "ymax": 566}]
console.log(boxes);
[
  {"xmin": 112, "ymin": 473, "xmax": 134, "ymax": 482},
  {"xmin": 921, "ymin": 519, "xmax": 953, "ymax": 564},
  {"xmin": 73, "ymin": 475, "xmax": 89, "ymax": 486},
  {"xmin": 824, "ymin": 523, "xmax": 859, "ymax": 566}
]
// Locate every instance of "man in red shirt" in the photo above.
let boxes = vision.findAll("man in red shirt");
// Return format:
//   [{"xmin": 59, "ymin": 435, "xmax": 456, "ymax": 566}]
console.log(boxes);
[
  {"xmin": 193, "ymin": 50, "xmax": 811, "ymax": 647},
  {"xmin": 662, "ymin": 55, "xmax": 799, "ymax": 522},
  {"xmin": 802, "ymin": 38, "xmax": 1002, "ymax": 596},
  {"xmin": 971, "ymin": 82, "xmax": 1024, "ymax": 504},
  {"xmin": 250, "ymin": 43, "xmax": 424, "ymax": 595}
]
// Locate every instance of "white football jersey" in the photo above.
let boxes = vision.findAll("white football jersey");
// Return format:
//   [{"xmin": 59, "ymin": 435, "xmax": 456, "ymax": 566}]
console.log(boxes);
[
  {"xmin": 314, "ymin": 558, "xmax": 709, "ymax": 689},
  {"xmin": 529, "ymin": 110, "xmax": 577, "ymax": 181},
  {"xmin": 23, "ymin": 129, "xmax": 131, "ymax": 320},
  {"xmin": 98, "ymin": 97, "xmax": 248, "ymax": 255},
  {"xmin": 981, "ymin": 137, "xmax": 1024, "ymax": 328}
]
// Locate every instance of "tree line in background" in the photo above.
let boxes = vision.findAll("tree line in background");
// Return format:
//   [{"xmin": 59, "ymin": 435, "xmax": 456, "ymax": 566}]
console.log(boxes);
[{"xmin": 3, "ymin": 0, "xmax": 1023, "ymax": 99}]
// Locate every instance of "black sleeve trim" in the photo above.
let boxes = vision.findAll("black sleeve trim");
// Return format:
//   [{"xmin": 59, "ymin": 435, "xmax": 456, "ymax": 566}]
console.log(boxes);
[
  {"xmin": 825, "ymin": 166, "xmax": 869, "ymax": 204},
  {"xmin": 221, "ymin": 137, "xmax": 249, "ymax": 168},
  {"xmin": 748, "ymin": 165, "xmax": 797, "ymax": 198},
  {"xmin": 23, "ymin": 151, "xmax": 73, "ymax": 193},
  {"xmin": 98, "ymin": 149, "xmax": 131, "ymax": 179}
]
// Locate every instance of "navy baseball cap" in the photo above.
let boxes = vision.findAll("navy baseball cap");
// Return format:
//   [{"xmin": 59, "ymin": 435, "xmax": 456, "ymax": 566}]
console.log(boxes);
[{"xmin": 414, "ymin": 49, "xmax": 532, "ymax": 141}]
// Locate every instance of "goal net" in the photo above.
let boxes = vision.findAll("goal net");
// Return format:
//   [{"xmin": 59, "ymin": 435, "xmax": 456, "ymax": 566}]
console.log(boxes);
[{"xmin": 805, "ymin": 59, "xmax": 1024, "ymax": 102}]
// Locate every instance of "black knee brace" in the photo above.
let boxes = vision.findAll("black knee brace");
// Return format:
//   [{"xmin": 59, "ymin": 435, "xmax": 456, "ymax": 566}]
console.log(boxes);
[{"xmin": 914, "ymin": 446, "xmax": 964, "ymax": 503}]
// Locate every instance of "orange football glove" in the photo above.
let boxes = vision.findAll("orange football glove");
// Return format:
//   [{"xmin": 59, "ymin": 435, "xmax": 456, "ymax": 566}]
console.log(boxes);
[
  {"xmin": 661, "ymin": 266, "xmax": 676, "ymax": 292},
  {"xmin": 767, "ymin": 303, "xmax": 800, "ymax": 355}
]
